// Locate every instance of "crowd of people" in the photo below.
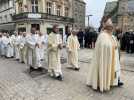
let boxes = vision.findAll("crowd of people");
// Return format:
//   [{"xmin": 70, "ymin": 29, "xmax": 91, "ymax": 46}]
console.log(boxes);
[
  {"xmin": 120, "ymin": 31, "xmax": 134, "ymax": 53},
  {"xmin": 0, "ymin": 25, "xmax": 80, "ymax": 81},
  {"xmin": 76, "ymin": 28, "xmax": 98, "ymax": 49},
  {"xmin": 0, "ymin": 15, "xmax": 126, "ymax": 92},
  {"xmin": 76, "ymin": 26, "xmax": 134, "ymax": 54}
]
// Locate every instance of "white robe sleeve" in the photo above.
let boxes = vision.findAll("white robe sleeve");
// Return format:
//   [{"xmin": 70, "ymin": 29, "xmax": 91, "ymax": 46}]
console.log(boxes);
[{"xmin": 67, "ymin": 36, "xmax": 72, "ymax": 52}]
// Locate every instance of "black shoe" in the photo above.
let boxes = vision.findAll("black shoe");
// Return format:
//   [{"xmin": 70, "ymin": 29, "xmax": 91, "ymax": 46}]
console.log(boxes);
[
  {"xmin": 118, "ymin": 81, "xmax": 124, "ymax": 87},
  {"xmin": 1, "ymin": 55, "xmax": 4, "ymax": 57},
  {"xmin": 5, "ymin": 56, "xmax": 9, "ymax": 59},
  {"xmin": 21, "ymin": 61, "xmax": 25, "ymax": 64},
  {"xmin": 41, "ymin": 59, "xmax": 44, "ymax": 61},
  {"xmin": 37, "ymin": 67, "xmax": 43, "ymax": 71},
  {"xmin": 74, "ymin": 68, "xmax": 80, "ymax": 71},
  {"xmin": 56, "ymin": 75, "xmax": 63, "ymax": 81},
  {"xmin": 29, "ymin": 66, "xmax": 35, "ymax": 73},
  {"xmin": 16, "ymin": 59, "xmax": 19, "ymax": 61}
]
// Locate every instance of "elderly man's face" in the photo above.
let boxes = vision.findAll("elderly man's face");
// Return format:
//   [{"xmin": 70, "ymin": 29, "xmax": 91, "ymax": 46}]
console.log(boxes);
[{"xmin": 53, "ymin": 27, "xmax": 59, "ymax": 34}]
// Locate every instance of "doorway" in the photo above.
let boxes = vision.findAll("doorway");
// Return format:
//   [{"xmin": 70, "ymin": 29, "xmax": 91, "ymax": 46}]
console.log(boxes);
[{"xmin": 31, "ymin": 24, "xmax": 40, "ymax": 31}]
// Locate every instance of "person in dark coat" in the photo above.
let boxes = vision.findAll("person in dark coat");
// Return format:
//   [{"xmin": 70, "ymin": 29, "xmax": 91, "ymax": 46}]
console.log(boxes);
[
  {"xmin": 77, "ymin": 29, "xmax": 84, "ymax": 48},
  {"xmin": 84, "ymin": 29, "xmax": 88, "ymax": 48},
  {"xmin": 121, "ymin": 32, "xmax": 127, "ymax": 51},
  {"xmin": 84, "ymin": 29, "xmax": 91, "ymax": 48},
  {"xmin": 132, "ymin": 32, "xmax": 134, "ymax": 53},
  {"xmin": 126, "ymin": 32, "xmax": 131, "ymax": 53},
  {"xmin": 129, "ymin": 32, "xmax": 134, "ymax": 53},
  {"xmin": 91, "ymin": 31, "xmax": 98, "ymax": 48}
]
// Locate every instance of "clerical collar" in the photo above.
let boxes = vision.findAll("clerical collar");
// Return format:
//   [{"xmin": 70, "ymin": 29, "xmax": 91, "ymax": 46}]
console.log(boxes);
[{"xmin": 53, "ymin": 31, "xmax": 58, "ymax": 34}]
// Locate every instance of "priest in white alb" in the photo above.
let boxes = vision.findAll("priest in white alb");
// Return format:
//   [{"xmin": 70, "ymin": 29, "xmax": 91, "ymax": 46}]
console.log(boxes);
[
  {"xmin": 48, "ymin": 25, "xmax": 63, "ymax": 81},
  {"xmin": 6, "ymin": 34, "xmax": 14, "ymax": 58},
  {"xmin": 14, "ymin": 32, "xmax": 23, "ymax": 61},
  {"xmin": 34, "ymin": 31, "xmax": 46, "ymax": 71},
  {"xmin": 1, "ymin": 33, "xmax": 8, "ymax": 57},
  {"xmin": 36, "ymin": 31, "xmax": 46, "ymax": 61},
  {"xmin": 67, "ymin": 29, "xmax": 80, "ymax": 71},
  {"xmin": 26, "ymin": 28, "xmax": 40, "ymax": 72},
  {"xmin": 86, "ymin": 16, "xmax": 123, "ymax": 92},
  {"xmin": 19, "ymin": 32, "xmax": 27, "ymax": 63}
]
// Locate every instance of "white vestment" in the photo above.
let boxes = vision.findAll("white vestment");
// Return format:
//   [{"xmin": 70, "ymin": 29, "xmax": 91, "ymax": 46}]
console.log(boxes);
[
  {"xmin": 86, "ymin": 31, "xmax": 120, "ymax": 92},
  {"xmin": 14, "ymin": 35, "xmax": 21, "ymax": 60},
  {"xmin": 0, "ymin": 37, "xmax": 2, "ymax": 56},
  {"xmin": 112, "ymin": 36, "xmax": 121, "ymax": 85},
  {"xmin": 19, "ymin": 36, "xmax": 27, "ymax": 63},
  {"xmin": 48, "ymin": 32, "xmax": 62, "ymax": 77},
  {"xmin": 43, "ymin": 34, "xmax": 48, "ymax": 63},
  {"xmin": 67, "ymin": 35, "xmax": 80, "ymax": 68},
  {"xmin": 37, "ymin": 35, "xmax": 46, "ymax": 61},
  {"xmin": 35, "ymin": 35, "xmax": 45, "ymax": 67},
  {"xmin": 10, "ymin": 35, "xmax": 16, "ymax": 57},
  {"xmin": 27, "ymin": 34, "xmax": 39, "ymax": 69},
  {"xmin": 1, "ymin": 36, "xmax": 8, "ymax": 56},
  {"xmin": 6, "ymin": 37, "xmax": 14, "ymax": 58}
]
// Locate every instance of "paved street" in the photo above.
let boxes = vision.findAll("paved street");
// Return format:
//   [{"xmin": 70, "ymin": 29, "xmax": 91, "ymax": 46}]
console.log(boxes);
[{"xmin": 0, "ymin": 49, "xmax": 134, "ymax": 100}]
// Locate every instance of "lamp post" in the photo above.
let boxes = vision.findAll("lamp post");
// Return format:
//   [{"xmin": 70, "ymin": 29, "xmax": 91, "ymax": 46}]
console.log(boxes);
[{"xmin": 86, "ymin": 14, "xmax": 93, "ymax": 27}]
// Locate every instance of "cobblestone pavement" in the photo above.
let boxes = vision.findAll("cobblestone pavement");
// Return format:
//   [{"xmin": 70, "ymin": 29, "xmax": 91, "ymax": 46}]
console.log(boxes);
[{"xmin": 0, "ymin": 49, "xmax": 134, "ymax": 100}]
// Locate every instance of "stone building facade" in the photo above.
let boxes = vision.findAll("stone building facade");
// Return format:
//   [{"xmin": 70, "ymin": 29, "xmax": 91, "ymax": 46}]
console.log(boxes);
[
  {"xmin": 0, "ymin": 0, "xmax": 15, "ymax": 32},
  {"xmin": 104, "ymin": 0, "xmax": 134, "ymax": 32},
  {"xmin": 0, "ymin": 0, "xmax": 86, "ymax": 34},
  {"xmin": 14, "ymin": 0, "xmax": 74, "ymax": 37},
  {"xmin": 72, "ymin": 0, "xmax": 86, "ymax": 30}
]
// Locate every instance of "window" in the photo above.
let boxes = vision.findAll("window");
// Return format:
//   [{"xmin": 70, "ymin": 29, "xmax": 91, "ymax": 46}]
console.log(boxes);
[
  {"xmin": 9, "ymin": 0, "xmax": 13, "ymax": 8},
  {"xmin": 31, "ymin": 24, "xmax": 40, "ymax": 31},
  {"xmin": 31, "ymin": 0, "xmax": 38, "ymax": 13},
  {"xmin": 5, "ymin": 15, "xmax": 7, "ymax": 22},
  {"xmin": 18, "ymin": 2, "xmax": 23, "ymax": 13},
  {"xmin": 65, "ymin": 7, "xmax": 69, "ymax": 17},
  {"xmin": 0, "ymin": 17, "xmax": 2, "ymax": 23},
  {"xmin": 46, "ymin": 2, "xmax": 52, "ymax": 14},
  {"xmin": 56, "ymin": 6, "xmax": 61, "ymax": 16},
  {"xmin": 75, "ymin": 13, "xmax": 78, "ymax": 22}
]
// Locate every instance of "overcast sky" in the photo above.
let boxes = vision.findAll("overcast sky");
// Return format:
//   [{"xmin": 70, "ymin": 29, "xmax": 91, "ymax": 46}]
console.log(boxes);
[{"xmin": 84, "ymin": 0, "xmax": 117, "ymax": 28}]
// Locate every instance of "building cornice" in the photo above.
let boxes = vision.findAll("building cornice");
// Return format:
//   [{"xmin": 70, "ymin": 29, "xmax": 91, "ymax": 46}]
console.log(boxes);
[
  {"xmin": 75, "ymin": 0, "xmax": 86, "ymax": 4},
  {"xmin": 0, "ymin": 7, "xmax": 14, "ymax": 14},
  {"xmin": 0, "ymin": 21, "xmax": 15, "ymax": 25}
]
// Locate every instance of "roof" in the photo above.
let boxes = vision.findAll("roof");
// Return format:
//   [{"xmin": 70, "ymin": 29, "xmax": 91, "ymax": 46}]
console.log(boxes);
[
  {"xmin": 128, "ymin": 0, "xmax": 134, "ymax": 12},
  {"xmin": 75, "ymin": 0, "xmax": 86, "ymax": 4},
  {"xmin": 104, "ymin": 1, "xmax": 118, "ymax": 24},
  {"xmin": 104, "ymin": 1, "xmax": 118, "ymax": 13}
]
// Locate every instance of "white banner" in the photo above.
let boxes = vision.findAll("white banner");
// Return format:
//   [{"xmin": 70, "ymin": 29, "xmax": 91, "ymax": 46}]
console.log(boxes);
[{"xmin": 28, "ymin": 13, "xmax": 41, "ymax": 19}]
